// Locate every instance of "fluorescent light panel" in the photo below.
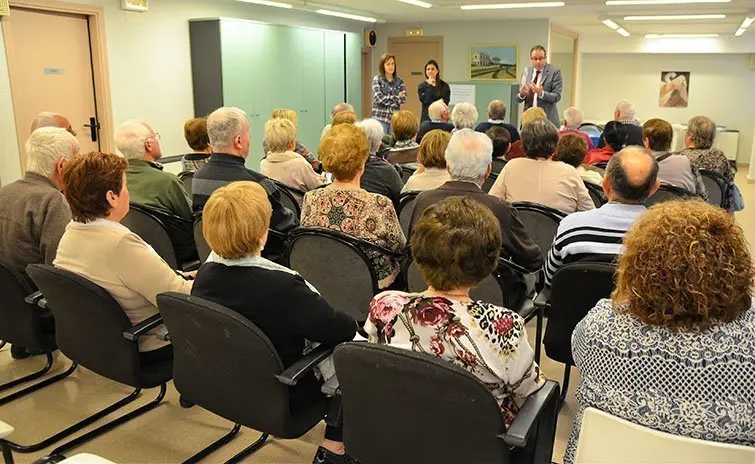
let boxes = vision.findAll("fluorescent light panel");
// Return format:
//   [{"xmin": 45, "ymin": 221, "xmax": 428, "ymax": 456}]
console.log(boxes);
[
  {"xmin": 461, "ymin": 2, "xmax": 565, "ymax": 10},
  {"xmin": 316, "ymin": 9, "xmax": 377, "ymax": 22},
  {"xmin": 602, "ymin": 19, "xmax": 620, "ymax": 29},
  {"xmin": 735, "ymin": 27, "xmax": 746, "ymax": 35},
  {"xmin": 645, "ymin": 33, "xmax": 719, "ymax": 37},
  {"xmin": 742, "ymin": 16, "xmax": 755, "ymax": 28},
  {"xmin": 607, "ymin": 0, "xmax": 728, "ymax": 4},
  {"xmin": 237, "ymin": 0, "xmax": 293, "ymax": 8},
  {"xmin": 398, "ymin": 0, "xmax": 433, "ymax": 7},
  {"xmin": 624, "ymin": 14, "xmax": 726, "ymax": 20},
  {"xmin": 617, "ymin": 27, "xmax": 631, "ymax": 36}
]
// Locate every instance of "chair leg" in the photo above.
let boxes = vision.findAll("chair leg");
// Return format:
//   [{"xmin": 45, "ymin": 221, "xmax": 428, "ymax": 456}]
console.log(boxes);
[
  {"xmin": 534, "ymin": 305, "xmax": 544, "ymax": 365},
  {"xmin": 558, "ymin": 364, "xmax": 571, "ymax": 411},
  {"xmin": 182, "ymin": 424, "xmax": 242, "ymax": 464},
  {"xmin": 1, "ymin": 441, "xmax": 14, "ymax": 464},
  {"xmin": 224, "ymin": 433, "xmax": 270, "ymax": 464},
  {"xmin": 0, "ymin": 361, "xmax": 77, "ymax": 406}
]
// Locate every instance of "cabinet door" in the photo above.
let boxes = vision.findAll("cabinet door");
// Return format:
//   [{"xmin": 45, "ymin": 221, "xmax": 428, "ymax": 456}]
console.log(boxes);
[
  {"xmin": 297, "ymin": 28, "xmax": 325, "ymax": 153},
  {"xmin": 324, "ymin": 31, "xmax": 346, "ymax": 125},
  {"xmin": 345, "ymin": 32, "xmax": 362, "ymax": 119}
]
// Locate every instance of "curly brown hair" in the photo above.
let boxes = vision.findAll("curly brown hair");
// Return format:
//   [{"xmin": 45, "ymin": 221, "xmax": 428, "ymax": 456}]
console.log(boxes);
[
  {"xmin": 613, "ymin": 200, "xmax": 753, "ymax": 331},
  {"xmin": 391, "ymin": 110, "xmax": 419, "ymax": 142},
  {"xmin": 555, "ymin": 133, "xmax": 588, "ymax": 168},
  {"xmin": 184, "ymin": 117, "xmax": 210, "ymax": 152},
  {"xmin": 318, "ymin": 123, "xmax": 369, "ymax": 181},
  {"xmin": 62, "ymin": 151, "xmax": 128, "ymax": 223}
]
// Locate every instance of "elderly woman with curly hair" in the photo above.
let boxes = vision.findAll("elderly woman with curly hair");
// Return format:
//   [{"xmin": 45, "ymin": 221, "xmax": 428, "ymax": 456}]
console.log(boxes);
[{"xmin": 564, "ymin": 200, "xmax": 755, "ymax": 463}]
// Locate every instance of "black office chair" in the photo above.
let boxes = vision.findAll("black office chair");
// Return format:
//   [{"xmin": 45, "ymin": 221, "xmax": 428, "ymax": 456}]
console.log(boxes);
[
  {"xmin": 333, "ymin": 343, "xmax": 560, "ymax": 464},
  {"xmin": 193, "ymin": 217, "xmax": 211, "ymax": 263},
  {"xmin": 157, "ymin": 292, "xmax": 336, "ymax": 464},
  {"xmin": 397, "ymin": 191, "xmax": 419, "ymax": 239},
  {"xmin": 177, "ymin": 171, "xmax": 194, "ymax": 197},
  {"xmin": 584, "ymin": 182, "xmax": 607, "ymax": 208},
  {"xmin": 398, "ymin": 163, "xmax": 419, "ymax": 184},
  {"xmin": 17, "ymin": 265, "xmax": 172, "ymax": 459},
  {"xmin": 536, "ymin": 262, "xmax": 616, "ymax": 407},
  {"xmin": 121, "ymin": 204, "xmax": 199, "ymax": 271},
  {"xmin": 643, "ymin": 184, "xmax": 695, "ymax": 207},
  {"xmin": 482, "ymin": 171, "xmax": 499, "ymax": 194},
  {"xmin": 512, "ymin": 202, "xmax": 567, "ymax": 255},
  {"xmin": 288, "ymin": 227, "xmax": 404, "ymax": 322},
  {"xmin": 0, "ymin": 264, "xmax": 76, "ymax": 406},
  {"xmin": 272, "ymin": 180, "xmax": 303, "ymax": 218},
  {"xmin": 699, "ymin": 169, "xmax": 729, "ymax": 209}
]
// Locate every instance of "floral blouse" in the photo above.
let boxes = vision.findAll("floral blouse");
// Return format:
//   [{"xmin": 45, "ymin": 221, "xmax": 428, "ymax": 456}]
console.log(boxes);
[
  {"xmin": 300, "ymin": 187, "xmax": 406, "ymax": 289},
  {"xmin": 677, "ymin": 147, "xmax": 735, "ymax": 182},
  {"xmin": 365, "ymin": 291, "xmax": 545, "ymax": 427}
]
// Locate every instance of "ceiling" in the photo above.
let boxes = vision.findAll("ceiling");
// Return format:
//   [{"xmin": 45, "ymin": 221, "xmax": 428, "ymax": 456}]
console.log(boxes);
[{"xmin": 293, "ymin": 0, "xmax": 755, "ymax": 36}]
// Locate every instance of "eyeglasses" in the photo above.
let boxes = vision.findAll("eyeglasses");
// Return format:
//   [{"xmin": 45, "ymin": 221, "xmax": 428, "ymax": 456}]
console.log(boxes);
[{"xmin": 146, "ymin": 132, "xmax": 161, "ymax": 141}]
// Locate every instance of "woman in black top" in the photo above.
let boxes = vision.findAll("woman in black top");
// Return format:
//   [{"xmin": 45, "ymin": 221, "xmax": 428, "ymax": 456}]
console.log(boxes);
[{"xmin": 417, "ymin": 60, "xmax": 451, "ymax": 123}]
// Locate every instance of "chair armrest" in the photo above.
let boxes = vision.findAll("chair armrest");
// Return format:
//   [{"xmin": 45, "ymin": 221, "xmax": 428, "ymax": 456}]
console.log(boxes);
[
  {"xmin": 275, "ymin": 346, "xmax": 333, "ymax": 387},
  {"xmin": 24, "ymin": 290, "xmax": 47, "ymax": 309},
  {"xmin": 518, "ymin": 298, "xmax": 537, "ymax": 322},
  {"xmin": 503, "ymin": 380, "xmax": 560, "ymax": 448},
  {"xmin": 321, "ymin": 375, "xmax": 340, "ymax": 396},
  {"xmin": 123, "ymin": 314, "xmax": 164, "ymax": 342},
  {"xmin": 534, "ymin": 288, "xmax": 551, "ymax": 309}
]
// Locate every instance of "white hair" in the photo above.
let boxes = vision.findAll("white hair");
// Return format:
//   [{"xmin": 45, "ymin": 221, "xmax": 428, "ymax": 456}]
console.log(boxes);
[
  {"xmin": 451, "ymin": 103, "xmax": 478, "ymax": 130},
  {"xmin": 615, "ymin": 100, "xmax": 636, "ymax": 120},
  {"xmin": 114, "ymin": 119, "xmax": 153, "ymax": 160},
  {"xmin": 207, "ymin": 107, "xmax": 248, "ymax": 150},
  {"xmin": 357, "ymin": 119, "xmax": 384, "ymax": 154},
  {"xmin": 25, "ymin": 127, "xmax": 79, "ymax": 178},
  {"xmin": 428, "ymin": 99, "xmax": 448, "ymax": 120},
  {"xmin": 444, "ymin": 129, "xmax": 492, "ymax": 183},
  {"xmin": 563, "ymin": 107, "xmax": 584, "ymax": 130},
  {"xmin": 487, "ymin": 100, "xmax": 506, "ymax": 120}
]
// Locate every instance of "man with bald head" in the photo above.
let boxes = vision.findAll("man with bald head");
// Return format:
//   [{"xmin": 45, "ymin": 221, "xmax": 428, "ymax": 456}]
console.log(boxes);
[
  {"xmin": 320, "ymin": 102, "xmax": 355, "ymax": 141},
  {"xmin": 474, "ymin": 99, "xmax": 520, "ymax": 142},
  {"xmin": 30, "ymin": 112, "xmax": 77, "ymax": 136},
  {"xmin": 544, "ymin": 146, "xmax": 659, "ymax": 286}
]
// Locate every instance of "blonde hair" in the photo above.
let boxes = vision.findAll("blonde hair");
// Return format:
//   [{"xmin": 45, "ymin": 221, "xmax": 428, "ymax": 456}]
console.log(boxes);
[
  {"xmin": 418, "ymin": 130, "xmax": 451, "ymax": 169},
  {"xmin": 332, "ymin": 111, "xmax": 357, "ymax": 127},
  {"xmin": 391, "ymin": 110, "xmax": 419, "ymax": 142},
  {"xmin": 264, "ymin": 118, "xmax": 296, "ymax": 153},
  {"xmin": 203, "ymin": 181, "xmax": 272, "ymax": 260},
  {"xmin": 521, "ymin": 107, "xmax": 547, "ymax": 126},
  {"xmin": 271, "ymin": 108, "xmax": 298, "ymax": 127},
  {"xmin": 318, "ymin": 124, "xmax": 369, "ymax": 181}
]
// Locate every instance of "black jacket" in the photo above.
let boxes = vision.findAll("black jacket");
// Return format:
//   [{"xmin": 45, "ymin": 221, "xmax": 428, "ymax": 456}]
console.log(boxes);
[
  {"xmin": 418, "ymin": 80, "xmax": 451, "ymax": 122},
  {"xmin": 416, "ymin": 120, "xmax": 454, "ymax": 144},
  {"xmin": 474, "ymin": 121, "xmax": 521, "ymax": 143}
]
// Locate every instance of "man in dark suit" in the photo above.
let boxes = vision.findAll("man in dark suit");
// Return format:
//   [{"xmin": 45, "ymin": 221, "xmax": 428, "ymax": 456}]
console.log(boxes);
[
  {"xmin": 416, "ymin": 99, "xmax": 453, "ymax": 143},
  {"xmin": 516, "ymin": 45, "xmax": 563, "ymax": 128},
  {"xmin": 474, "ymin": 100, "xmax": 520, "ymax": 142},
  {"xmin": 597, "ymin": 99, "xmax": 644, "ymax": 148}
]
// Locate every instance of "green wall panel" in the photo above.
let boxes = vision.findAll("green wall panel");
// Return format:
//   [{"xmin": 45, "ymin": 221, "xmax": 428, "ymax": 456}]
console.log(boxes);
[
  {"xmin": 345, "ymin": 32, "xmax": 362, "ymax": 120},
  {"xmin": 446, "ymin": 82, "xmax": 516, "ymax": 125},
  {"xmin": 323, "ymin": 31, "xmax": 346, "ymax": 126}
]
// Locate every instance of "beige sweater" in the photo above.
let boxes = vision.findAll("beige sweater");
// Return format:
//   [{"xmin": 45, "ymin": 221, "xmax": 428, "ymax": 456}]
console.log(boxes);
[
  {"xmin": 54, "ymin": 219, "xmax": 193, "ymax": 351},
  {"xmin": 261, "ymin": 150, "xmax": 326, "ymax": 195},
  {"xmin": 401, "ymin": 168, "xmax": 451, "ymax": 193}
]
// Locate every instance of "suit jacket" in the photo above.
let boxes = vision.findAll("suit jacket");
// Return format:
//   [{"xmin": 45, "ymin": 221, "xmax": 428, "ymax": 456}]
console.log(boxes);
[{"xmin": 516, "ymin": 63, "xmax": 563, "ymax": 127}]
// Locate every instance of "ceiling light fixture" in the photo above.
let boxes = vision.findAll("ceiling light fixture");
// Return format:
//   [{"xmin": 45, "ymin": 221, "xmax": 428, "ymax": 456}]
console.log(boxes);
[
  {"xmin": 617, "ymin": 27, "xmax": 631, "ymax": 36},
  {"xmin": 645, "ymin": 33, "xmax": 719, "ymax": 38},
  {"xmin": 316, "ymin": 9, "xmax": 378, "ymax": 22},
  {"xmin": 461, "ymin": 2, "xmax": 565, "ymax": 10},
  {"xmin": 734, "ymin": 15, "xmax": 754, "ymax": 36},
  {"xmin": 735, "ymin": 27, "xmax": 746, "ymax": 35},
  {"xmin": 236, "ymin": 0, "xmax": 293, "ymax": 8},
  {"xmin": 398, "ymin": 0, "xmax": 433, "ymax": 7},
  {"xmin": 602, "ymin": 19, "xmax": 621, "ymax": 29},
  {"xmin": 607, "ymin": 0, "xmax": 728, "ymax": 4},
  {"xmin": 624, "ymin": 14, "xmax": 726, "ymax": 20}
]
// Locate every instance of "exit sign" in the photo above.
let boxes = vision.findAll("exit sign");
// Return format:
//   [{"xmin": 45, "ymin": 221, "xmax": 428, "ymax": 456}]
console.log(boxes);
[{"xmin": 121, "ymin": 0, "xmax": 148, "ymax": 12}]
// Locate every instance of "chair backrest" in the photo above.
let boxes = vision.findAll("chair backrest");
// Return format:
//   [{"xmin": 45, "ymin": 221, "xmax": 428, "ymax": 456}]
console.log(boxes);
[
  {"xmin": 334, "ymin": 342, "xmax": 511, "ymax": 464},
  {"xmin": 0, "ymin": 263, "xmax": 50, "ymax": 350},
  {"xmin": 584, "ymin": 182, "xmax": 607, "ymax": 208},
  {"xmin": 578, "ymin": 123, "xmax": 604, "ymax": 132},
  {"xmin": 287, "ymin": 228, "xmax": 379, "ymax": 322},
  {"xmin": 26, "ymin": 264, "xmax": 142, "ymax": 386},
  {"xmin": 193, "ymin": 217, "xmax": 211, "ymax": 263},
  {"xmin": 699, "ymin": 169, "xmax": 727, "ymax": 208},
  {"xmin": 481, "ymin": 171, "xmax": 499, "ymax": 194},
  {"xmin": 157, "ymin": 292, "xmax": 296, "ymax": 437},
  {"xmin": 397, "ymin": 191, "xmax": 419, "ymax": 239},
  {"xmin": 272, "ymin": 180, "xmax": 302, "ymax": 218},
  {"xmin": 512, "ymin": 202, "xmax": 567, "ymax": 254},
  {"xmin": 177, "ymin": 171, "xmax": 194, "ymax": 196},
  {"xmin": 575, "ymin": 407, "xmax": 755, "ymax": 464},
  {"xmin": 643, "ymin": 184, "xmax": 694, "ymax": 207},
  {"xmin": 398, "ymin": 163, "xmax": 418, "ymax": 184},
  {"xmin": 543, "ymin": 262, "xmax": 616, "ymax": 365},
  {"xmin": 121, "ymin": 204, "xmax": 179, "ymax": 269},
  {"xmin": 406, "ymin": 259, "xmax": 505, "ymax": 307}
]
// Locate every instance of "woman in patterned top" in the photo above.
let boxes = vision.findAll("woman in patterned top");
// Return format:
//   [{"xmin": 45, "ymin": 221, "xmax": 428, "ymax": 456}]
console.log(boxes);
[
  {"xmin": 565, "ymin": 200, "xmax": 755, "ymax": 463},
  {"xmin": 678, "ymin": 115, "xmax": 735, "ymax": 182},
  {"xmin": 301, "ymin": 123, "xmax": 405, "ymax": 289},
  {"xmin": 365, "ymin": 196, "xmax": 545, "ymax": 427}
]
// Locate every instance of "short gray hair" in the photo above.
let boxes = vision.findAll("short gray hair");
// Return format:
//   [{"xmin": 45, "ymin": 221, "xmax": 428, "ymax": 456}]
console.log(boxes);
[
  {"xmin": 451, "ymin": 103, "xmax": 478, "ymax": 130},
  {"xmin": 25, "ymin": 127, "xmax": 79, "ymax": 177},
  {"xmin": 521, "ymin": 119, "xmax": 558, "ymax": 159},
  {"xmin": 207, "ymin": 107, "xmax": 248, "ymax": 150},
  {"xmin": 445, "ymin": 129, "xmax": 492, "ymax": 182},
  {"xmin": 114, "ymin": 119, "xmax": 153, "ymax": 160},
  {"xmin": 357, "ymin": 119, "xmax": 384, "ymax": 154},
  {"xmin": 615, "ymin": 99, "xmax": 636, "ymax": 120},
  {"xmin": 428, "ymin": 100, "xmax": 447, "ymax": 120},
  {"xmin": 487, "ymin": 100, "xmax": 506, "ymax": 120},
  {"xmin": 332, "ymin": 103, "xmax": 354, "ymax": 118},
  {"xmin": 686, "ymin": 115, "xmax": 716, "ymax": 149},
  {"xmin": 563, "ymin": 107, "xmax": 584, "ymax": 129}
]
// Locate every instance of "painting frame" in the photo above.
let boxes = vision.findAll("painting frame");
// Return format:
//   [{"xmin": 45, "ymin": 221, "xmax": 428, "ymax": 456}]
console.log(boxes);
[{"xmin": 469, "ymin": 43, "xmax": 519, "ymax": 82}]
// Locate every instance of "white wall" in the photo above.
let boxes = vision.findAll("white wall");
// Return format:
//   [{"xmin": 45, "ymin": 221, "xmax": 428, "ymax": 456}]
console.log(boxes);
[
  {"xmin": 578, "ymin": 53, "xmax": 755, "ymax": 163},
  {"xmin": 0, "ymin": 0, "xmax": 362, "ymax": 184},
  {"xmin": 550, "ymin": 52, "xmax": 573, "ymax": 119},
  {"xmin": 0, "ymin": 24, "xmax": 21, "ymax": 186}
]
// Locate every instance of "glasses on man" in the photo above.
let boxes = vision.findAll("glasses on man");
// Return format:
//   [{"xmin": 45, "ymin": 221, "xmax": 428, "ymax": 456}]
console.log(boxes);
[{"xmin": 145, "ymin": 132, "xmax": 161, "ymax": 141}]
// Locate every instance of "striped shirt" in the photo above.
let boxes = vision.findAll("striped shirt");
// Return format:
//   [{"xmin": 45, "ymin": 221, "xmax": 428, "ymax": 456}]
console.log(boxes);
[{"xmin": 544, "ymin": 202, "xmax": 646, "ymax": 286}]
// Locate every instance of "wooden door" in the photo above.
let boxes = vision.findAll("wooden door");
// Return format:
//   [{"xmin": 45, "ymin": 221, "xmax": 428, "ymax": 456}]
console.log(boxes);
[
  {"xmin": 388, "ymin": 37, "xmax": 443, "ymax": 120},
  {"xmin": 5, "ymin": 7, "xmax": 100, "ymax": 168}
]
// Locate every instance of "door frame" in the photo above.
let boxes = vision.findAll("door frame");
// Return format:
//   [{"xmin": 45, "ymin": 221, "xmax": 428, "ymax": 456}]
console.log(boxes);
[
  {"xmin": 549, "ymin": 25, "xmax": 579, "ymax": 108},
  {"xmin": 360, "ymin": 46, "xmax": 372, "ymax": 119},
  {"xmin": 2, "ymin": 0, "xmax": 114, "ymax": 171}
]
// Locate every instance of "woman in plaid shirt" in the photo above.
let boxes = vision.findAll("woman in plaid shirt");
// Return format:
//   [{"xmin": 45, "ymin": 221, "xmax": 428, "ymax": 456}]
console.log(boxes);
[{"xmin": 371, "ymin": 53, "xmax": 407, "ymax": 136}]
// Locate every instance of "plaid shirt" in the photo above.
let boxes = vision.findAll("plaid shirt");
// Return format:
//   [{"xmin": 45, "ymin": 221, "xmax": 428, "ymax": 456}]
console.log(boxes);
[{"xmin": 371, "ymin": 75, "xmax": 407, "ymax": 124}]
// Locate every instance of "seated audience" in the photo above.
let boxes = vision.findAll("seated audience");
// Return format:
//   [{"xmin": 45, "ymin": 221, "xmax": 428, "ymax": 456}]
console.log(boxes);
[
  {"xmin": 116, "ymin": 119, "xmax": 196, "ymax": 262},
  {"xmin": 301, "ymin": 124, "xmax": 405, "ymax": 289},
  {"xmin": 564, "ymin": 200, "xmax": 755, "ymax": 463},
  {"xmin": 559, "ymin": 107, "xmax": 595, "ymax": 150},
  {"xmin": 545, "ymin": 147, "xmax": 659, "ymax": 286},
  {"xmin": 597, "ymin": 99, "xmax": 643, "ymax": 148},
  {"xmin": 584, "ymin": 121, "xmax": 627, "ymax": 165},
  {"xmin": 642, "ymin": 118, "xmax": 707, "ymax": 199},
  {"xmin": 402, "ymin": 129, "xmax": 451, "ymax": 193},
  {"xmin": 264, "ymin": 109, "xmax": 319, "ymax": 171},
  {"xmin": 0, "ymin": 127, "xmax": 78, "ymax": 360},
  {"xmin": 677, "ymin": 115, "xmax": 735, "ymax": 182},
  {"xmin": 331, "ymin": 110, "xmax": 357, "ymax": 128},
  {"xmin": 357, "ymin": 119, "xmax": 403, "ymax": 208},
  {"xmin": 192, "ymin": 181, "xmax": 357, "ymax": 464},
  {"xmin": 260, "ymin": 118, "xmax": 325, "ymax": 204},
  {"xmin": 321, "ymin": 103, "xmax": 355, "ymax": 141},
  {"xmin": 30, "ymin": 111, "xmax": 77, "ymax": 135},
  {"xmin": 416, "ymin": 99, "xmax": 453, "ymax": 143},
  {"xmin": 486, "ymin": 126, "xmax": 511, "ymax": 176},
  {"xmin": 181, "ymin": 117, "xmax": 212, "ymax": 172},
  {"xmin": 54, "ymin": 151, "xmax": 192, "ymax": 359},
  {"xmin": 450, "ymin": 102, "xmax": 478, "ymax": 131},
  {"xmin": 556, "ymin": 134, "xmax": 603, "ymax": 185},
  {"xmin": 366, "ymin": 196, "xmax": 545, "ymax": 428},
  {"xmin": 387, "ymin": 110, "xmax": 420, "ymax": 164},
  {"xmin": 490, "ymin": 119, "xmax": 594, "ymax": 214},
  {"xmin": 520, "ymin": 107, "xmax": 547, "ymax": 126},
  {"xmin": 475, "ymin": 99, "xmax": 520, "ymax": 143},
  {"xmin": 193, "ymin": 107, "xmax": 298, "ymax": 263}
]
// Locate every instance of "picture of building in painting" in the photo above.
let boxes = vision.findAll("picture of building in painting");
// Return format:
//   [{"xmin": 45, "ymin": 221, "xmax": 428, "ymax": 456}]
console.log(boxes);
[{"xmin": 470, "ymin": 44, "xmax": 518, "ymax": 81}]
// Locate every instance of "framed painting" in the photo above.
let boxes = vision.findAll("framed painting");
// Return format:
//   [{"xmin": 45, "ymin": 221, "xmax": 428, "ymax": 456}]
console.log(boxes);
[
  {"xmin": 659, "ymin": 71, "xmax": 690, "ymax": 108},
  {"xmin": 469, "ymin": 44, "xmax": 519, "ymax": 81}
]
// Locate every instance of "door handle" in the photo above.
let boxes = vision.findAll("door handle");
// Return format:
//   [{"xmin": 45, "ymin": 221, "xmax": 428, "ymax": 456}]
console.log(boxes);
[{"xmin": 83, "ymin": 116, "xmax": 100, "ymax": 143}]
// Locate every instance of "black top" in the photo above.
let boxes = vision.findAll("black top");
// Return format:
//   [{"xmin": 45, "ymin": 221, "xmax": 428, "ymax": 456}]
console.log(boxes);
[
  {"xmin": 360, "ymin": 155, "xmax": 404, "ymax": 209},
  {"xmin": 416, "ymin": 120, "xmax": 454, "ymax": 144},
  {"xmin": 417, "ymin": 80, "xmax": 451, "ymax": 122},
  {"xmin": 474, "ymin": 121, "xmax": 521, "ymax": 143},
  {"xmin": 597, "ymin": 122, "xmax": 643, "ymax": 148},
  {"xmin": 192, "ymin": 261, "xmax": 356, "ymax": 368}
]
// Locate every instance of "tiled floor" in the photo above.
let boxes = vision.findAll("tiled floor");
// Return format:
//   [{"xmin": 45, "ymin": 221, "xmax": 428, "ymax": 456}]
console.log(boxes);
[{"xmin": 1, "ymin": 170, "xmax": 752, "ymax": 464}]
